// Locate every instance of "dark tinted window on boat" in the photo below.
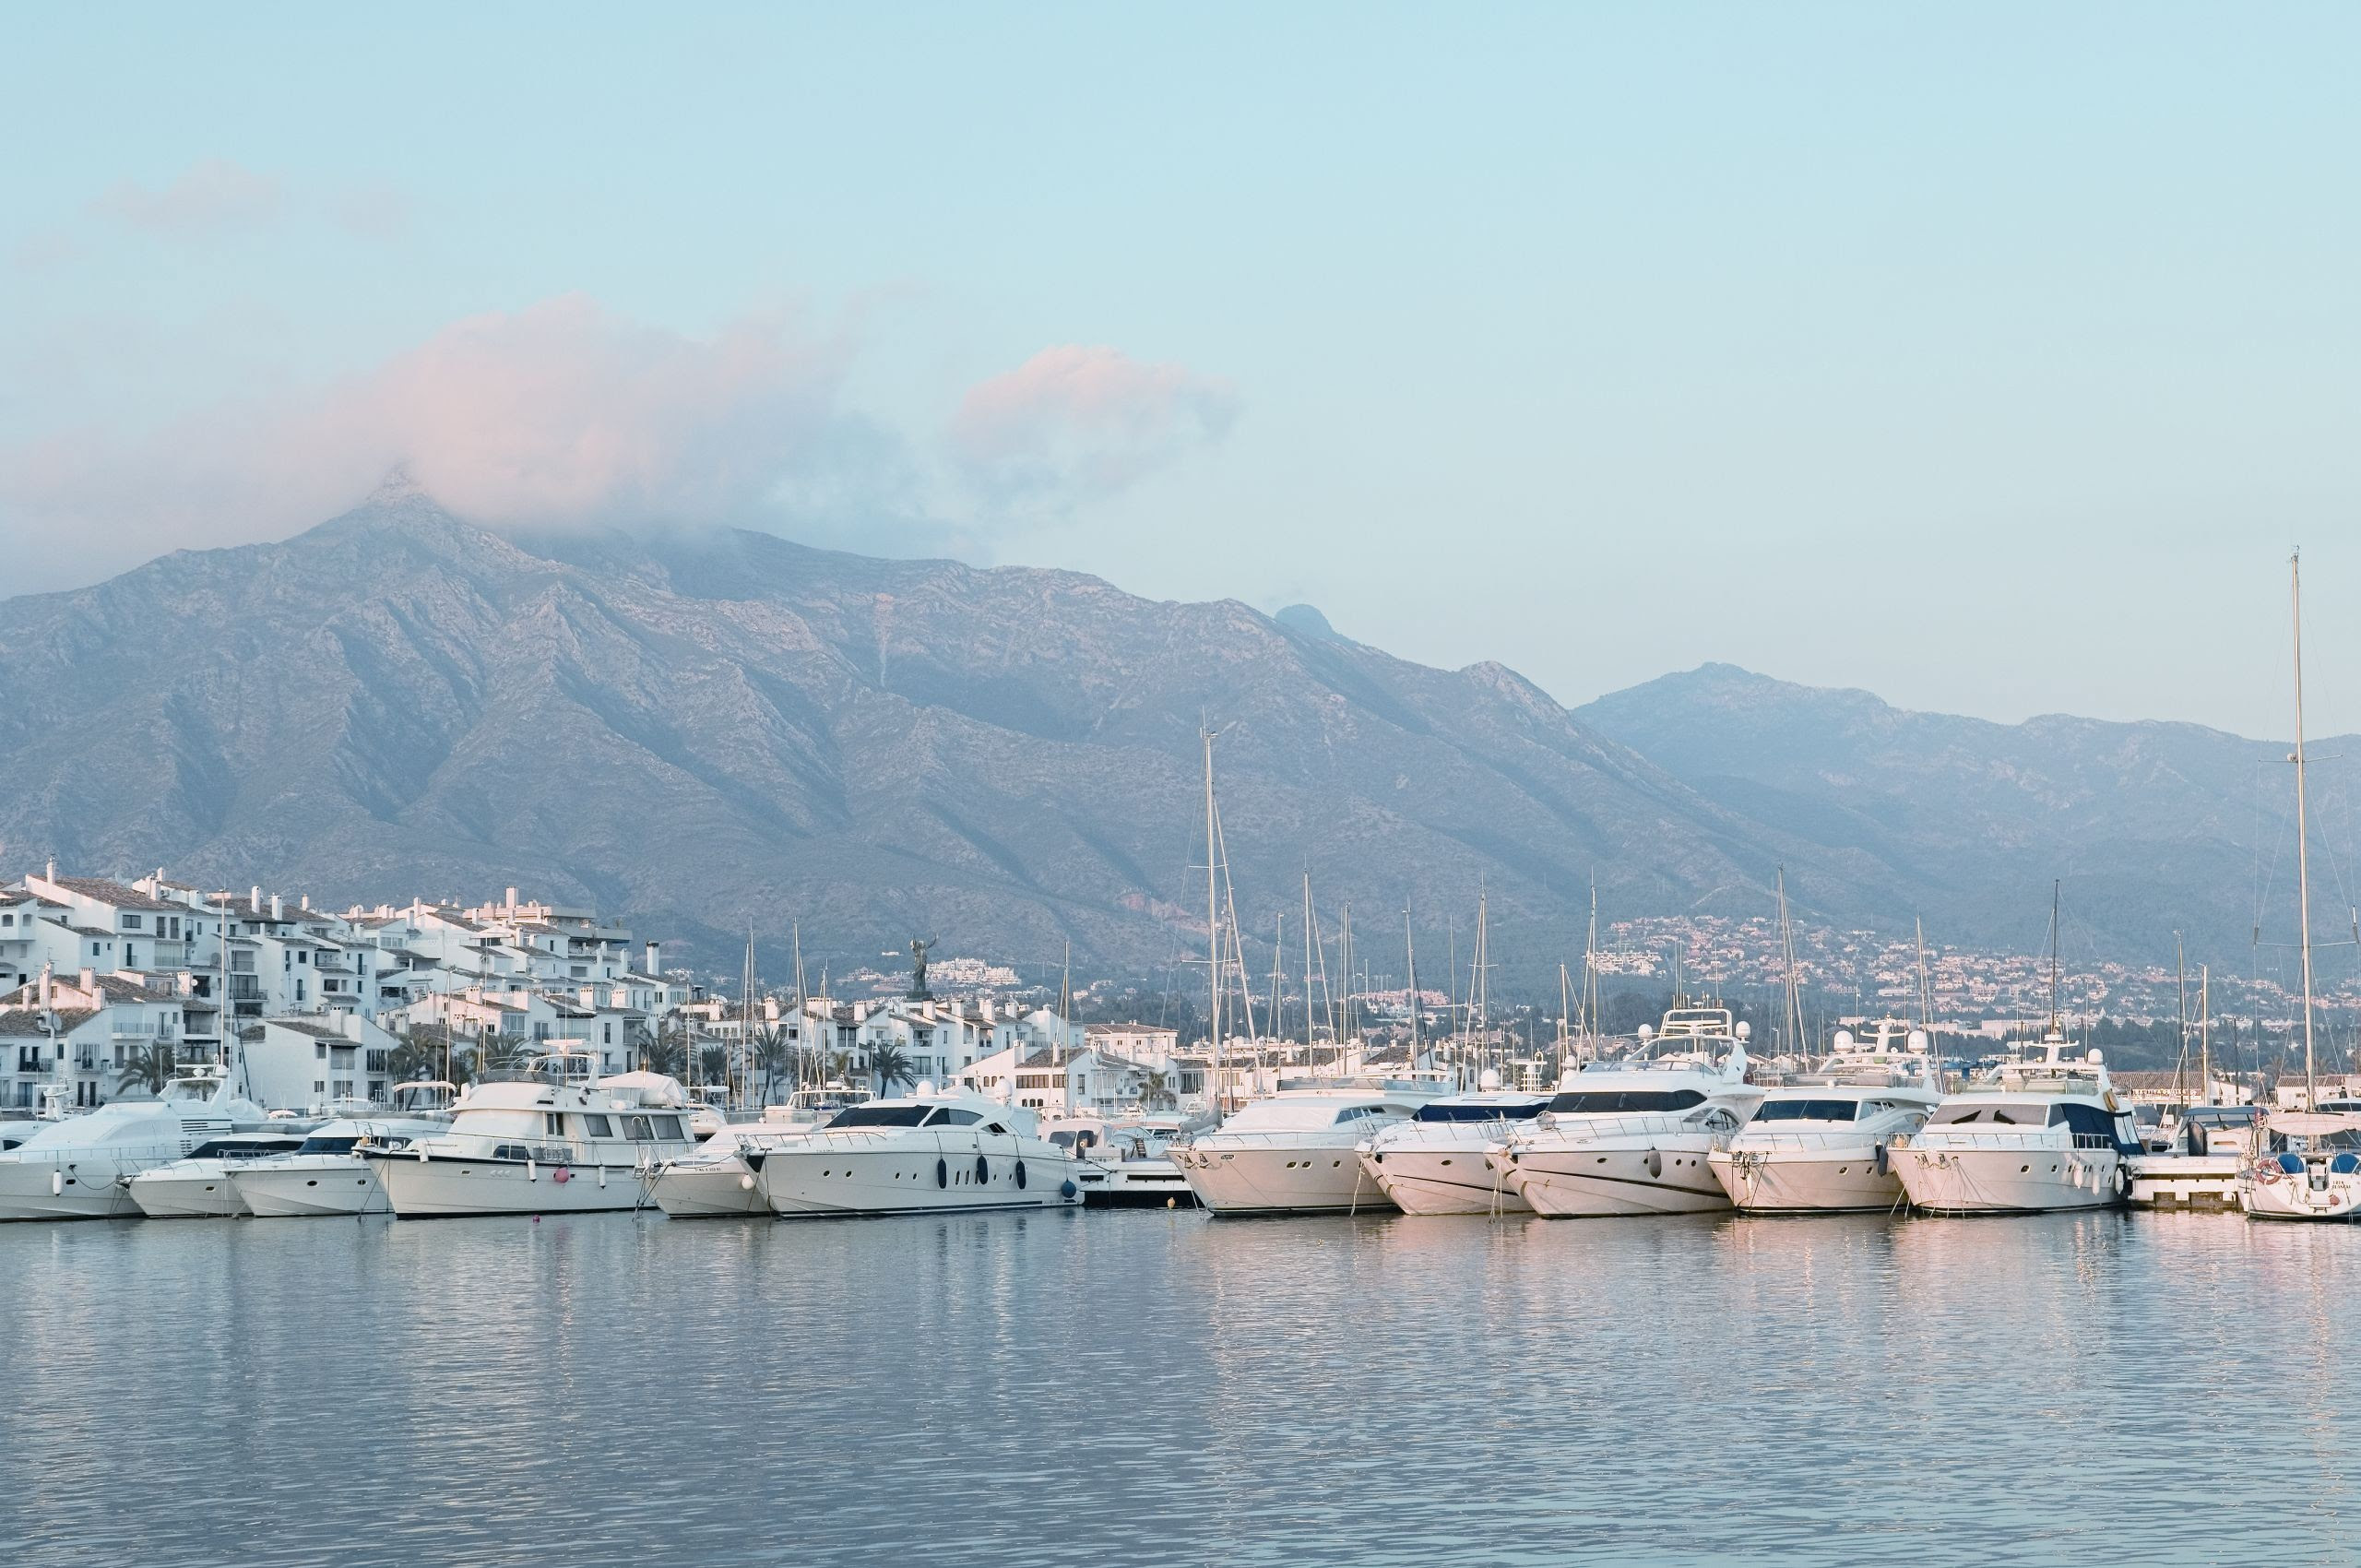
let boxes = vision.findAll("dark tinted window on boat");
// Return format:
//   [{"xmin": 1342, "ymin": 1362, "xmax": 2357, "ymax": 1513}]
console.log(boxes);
[
  {"xmin": 1415, "ymin": 1100, "xmax": 1548, "ymax": 1123},
  {"xmin": 1752, "ymin": 1099, "xmax": 1863, "ymax": 1123},
  {"xmin": 581, "ymin": 1114, "xmax": 613, "ymax": 1137},
  {"xmin": 1546, "ymin": 1089, "xmax": 1707, "ymax": 1114},
  {"xmin": 824, "ymin": 1105, "xmax": 932, "ymax": 1129},
  {"xmin": 296, "ymin": 1135, "xmax": 361, "ymax": 1155},
  {"xmin": 936, "ymin": 1109, "xmax": 983, "ymax": 1126},
  {"xmin": 1929, "ymin": 1105, "xmax": 2032, "ymax": 1125}
]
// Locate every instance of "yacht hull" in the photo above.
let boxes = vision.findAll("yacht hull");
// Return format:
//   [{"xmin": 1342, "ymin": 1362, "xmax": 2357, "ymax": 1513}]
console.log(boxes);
[
  {"xmin": 0, "ymin": 1153, "xmax": 145, "ymax": 1220},
  {"xmin": 1892, "ymin": 1145, "xmax": 2126, "ymax": 1214},
  {"xmin": 126, "ymin": 1169, "xmax": 250, "ymax": 1218},
  {"xmin": 1360, "ymin": 1147, "xmax": 1528, "ymax": 1215},
  {"xmin": 1491, "ymin": 1136, "xmax": 1730, "ymax": 1217},
  {"xmin": 755, "ymin": 1140, "xmax": 1081, "ymax": 1218},
  {"xmin": 1075, "ymin": 1158, "xmax": 1197, "ymax": 1208},
  {"xmin": 1707, "ymin": 1146, "xmax": 1904, "ymax": 1214},
  {"xmin": 2243, "ymin": 1169, "xmax": 2361, "ymax": 1220},
  {"xmin": 235, "ymin": 1158, "xmax": 386, "ymax": 1217},
  {"xmin": 651, "ymin": 1156, "xmax": 769, "ymax": 1218},
  {"xmin": 373, "ymin": 1154, "xmax": 652, "ymax": 1217},
  {"xmin": 1173, "ymin": 1143, "xmax": 1394, "ymax": 1215}
]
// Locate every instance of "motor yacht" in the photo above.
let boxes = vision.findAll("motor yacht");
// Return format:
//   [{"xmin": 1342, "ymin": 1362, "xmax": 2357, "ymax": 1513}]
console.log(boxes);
[
  {"xmin": 749, "ymin": 1086, "xmax": 1084, "ymax": 1218},
  {"xmin": 365, "ymin": 1052, "xmax": 699, "ymax": 1217},
  {"xmin": 1706, "ymin": 1025, "xmax": 1940, "ymax": 1213},
  {"xmin": 232, "ymin": 1089, "xmax": 457, "ymax": 1218},
  {"xmin": 0, "ymin": 1066, "xmax": 270, "ymax": 1221},
  {"xmin": 1358, "ymin": 1075, "xmax": 1551, "ymax": 1215},
  {"xmin": 1488, "ymin": 1008, "xmax": 1762, "ymax": 1217},
  {"xmin": 125, "ymin": 1132, "xmax": 312, "ymax": 1218},
  {"xmin": 1889, "ymin": 1032, "xmax": 2141, "ymax": 1213},
  {"xmin": 1170, "ymin": 1077, "xmax": 1442, "ymax": 1215},
  {"xmin": 2241, "ymin": 1111, "xmax": 2361, "ymax": 1221}
]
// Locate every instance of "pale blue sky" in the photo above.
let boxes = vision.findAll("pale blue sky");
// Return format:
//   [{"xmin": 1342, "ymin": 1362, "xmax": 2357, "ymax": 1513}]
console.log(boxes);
[{"xmin": 5, "ymin": 4, "xmax": 2357, "ymax": 733}]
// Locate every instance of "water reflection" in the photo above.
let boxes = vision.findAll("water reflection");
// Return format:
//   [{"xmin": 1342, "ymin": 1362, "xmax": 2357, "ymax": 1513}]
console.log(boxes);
[{"xmin": 0, "ymin": 1209, "xmax": 2354, "ymax": 1566}]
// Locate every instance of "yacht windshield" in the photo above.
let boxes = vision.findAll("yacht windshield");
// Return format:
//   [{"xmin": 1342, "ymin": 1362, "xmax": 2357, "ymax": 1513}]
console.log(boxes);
[
  {"xmin": 1415, "ymin": 1100, "xmax": 1547, "ymax": 1123},
  {"xmin": 1547, "ymin": 1089, "xmax": 1706, "ymax": 1114},
  {"xmin": 824, "ymin": 1105, "xmax": 932, "ymax": 1130},
  {"xmin": 1930, "ymin": 1102, "xmax": 2043, "ymax": 1125},
  {"xmin": 296, "ymin": 1135, "xmax": 362, "ymax": 1155},
  {"xmin": 1753, "ymin": 1099, "xmax": 1863, "ymax": 1123}
]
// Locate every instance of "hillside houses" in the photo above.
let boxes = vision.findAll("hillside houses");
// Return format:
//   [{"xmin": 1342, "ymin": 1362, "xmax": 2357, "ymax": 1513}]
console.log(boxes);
[{"xmin": 0, "ymin": 863, "xmax": 1173, "ymax": 1118}]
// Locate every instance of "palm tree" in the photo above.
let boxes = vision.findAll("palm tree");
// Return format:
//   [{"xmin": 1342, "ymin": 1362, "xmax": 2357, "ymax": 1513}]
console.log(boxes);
[
  {"xmin": 697, "ymin": 1043, "xmax": 729, "ymax": 1088},
  {"xmin": 117, "ymin": 1039, "xmax": 178, "ymax": 1095},
  {"xmin": 387, "ymin": 1032, "xmax": 445, "ymax": 1086},
  {"xmin": 867, "ymin": 1041, "xmax": 917, "ymax": 1097},
  {"xmin": 752, "ymin": 1025, "xmax": 793, "ymax": 1102},
  {"xmin": 823, "ymin": 1050, "xmax": 855, "ymax": 1087},
  {"xmin": 1141, "ymin": 1068, "xmax": 1176, "ymax": 1111},
  {"xmin": 642, "ymin": 1028, "xmax": 687, "ymax": 1078}
]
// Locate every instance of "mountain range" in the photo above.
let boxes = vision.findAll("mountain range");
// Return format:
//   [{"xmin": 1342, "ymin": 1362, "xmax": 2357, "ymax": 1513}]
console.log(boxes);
[{"xmin": 0, "ymin": 484, "xmax": 2325, "ymax": 984}]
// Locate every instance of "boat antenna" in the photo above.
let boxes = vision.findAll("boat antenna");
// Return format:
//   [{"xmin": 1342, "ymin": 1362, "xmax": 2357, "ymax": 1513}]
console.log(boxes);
[
  {"xmin": 2291, "ymin": 549, "xmax": 2319, "ymax": 1111},
  {"xmin": 1776, "ymin": 868, "xmax": 1805, "ymax": 1057}
]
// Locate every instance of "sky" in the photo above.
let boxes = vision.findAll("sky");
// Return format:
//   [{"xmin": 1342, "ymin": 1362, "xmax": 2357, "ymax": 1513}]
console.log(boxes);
[{"xmin": 4, "ymin": 3, "xmax": 2358, "ymax": 735}]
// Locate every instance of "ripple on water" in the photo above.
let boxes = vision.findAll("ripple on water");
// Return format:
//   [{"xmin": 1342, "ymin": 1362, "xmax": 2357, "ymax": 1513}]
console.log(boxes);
[{"xmin": 0, "ymin": 1208, "xmax": 2353, "ymax": 1567}]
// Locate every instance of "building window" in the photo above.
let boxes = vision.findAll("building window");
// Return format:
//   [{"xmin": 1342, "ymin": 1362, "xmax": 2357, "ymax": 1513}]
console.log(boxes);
[{"xmin": 122, "ymin": 914, "xmax": 143, "ymax": 931}]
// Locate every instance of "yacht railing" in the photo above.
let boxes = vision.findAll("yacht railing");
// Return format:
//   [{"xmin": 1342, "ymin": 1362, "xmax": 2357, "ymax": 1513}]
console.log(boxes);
[
  {"xmin": 1522, "ymin": 1112, "xmax": 1691, "ymax": 1143},
  {"xmin": 1893, "ymin": 1130, "xmax": 2116, "ymax": 1152}
]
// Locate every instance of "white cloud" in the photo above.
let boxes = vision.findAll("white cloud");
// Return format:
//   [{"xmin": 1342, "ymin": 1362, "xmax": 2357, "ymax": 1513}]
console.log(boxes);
[
  {"xmin": 951, "ymin": 344, "xmax": 1239, "ymax": 506},
  {"xmin": 0, "ymin": 295, "xmax": 898, "ymax": 587},
  {"xmin": 91, "ymin": 158, "xmax": 284, "ymax": 233}
]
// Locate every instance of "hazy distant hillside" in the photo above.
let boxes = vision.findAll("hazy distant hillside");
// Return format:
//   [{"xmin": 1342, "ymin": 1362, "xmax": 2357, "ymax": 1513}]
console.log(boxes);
[
  {"xmin": 1575, "ymin": 663, "xmax": 2328, "ymax": 966},
  {"xmin": 0, "ymin": 489, "xmax": 1913, "ymax": 980}
]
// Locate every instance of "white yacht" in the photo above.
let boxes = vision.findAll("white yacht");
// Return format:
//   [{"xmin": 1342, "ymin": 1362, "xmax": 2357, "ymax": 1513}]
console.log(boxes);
[
  {"xmin": 0, "ymin": 1066, "xmax": 270, "ymax": 1221},
  {"xmin": 750, "ymin": 1087, "xmax": 1084, "ymax": 1218},
  {"xmin": 233, "ymin": 1092, "xmax": 457, "ymax": 1218},
  {"xmin": 1889, "ymin": 1033, "xmax": 2141, "ymax": 1213},
  {"xmin": 1488, "ymin": 1008, "xmax": 1762, "ymax": 1217},
  {"xmin": 1358, "ymin": 1075, "xmax": 1551, "ymax": 1215},
  {"xmin": 1170, "ymin": 1078, "xmax": 1442, "ymax": 1215},
  {"xmin": 2241, "ymin": 1112, "xmax": 2361, "ymax": 1221},
  {"xmin": 365, "ymin": 1052, "xmax": 699, "ymax": 1217},
  {"xmin": 1706, "ymin": 1025, "xmax": 1941, "ymax": 1213},
  {"xmin": 125, "ymin": 1131, "xmax": 312, "ymax": 1218}
]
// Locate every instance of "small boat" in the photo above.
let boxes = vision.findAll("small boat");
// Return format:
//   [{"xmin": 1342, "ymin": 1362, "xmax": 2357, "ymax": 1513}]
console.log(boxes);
[
  {"xmin": 1170, "ymin": 1078, "xmax": 1442, "ymax": 1215},
  {"xmin": 126, "ymin": 1132, "xmax": 311, "ymax": 1218},
  {"xmin": 1358, "ymin": 1074, "xmax": 1550, "ymax": 1215},
  {"xmin": 749, "ymin": 1087, "xmax": 1083, "ymax": 1218},
  {"xmin": 1047, "ymin": 1112, "xmax": 1204, "ymax": 1208},
  {"xmin": 2241, "ymin": 1112, "xmax": 2361, "ymax": 1221},
  {"xmin": 650, "ymin": 1122, "xmax": 779, "ymax": 1218},
  {"xmin": 1489, "ymin": 1008, "xmax": 1762, "ymax": 1217}
]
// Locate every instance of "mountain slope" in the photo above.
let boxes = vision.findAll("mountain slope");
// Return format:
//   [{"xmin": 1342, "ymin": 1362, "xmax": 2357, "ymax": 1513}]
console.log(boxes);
[
  {"xmin": 1575, "ymin": 663, "xmax": 2324, "ymax": 960},
  {"xmin": 0, "ymin": 492, "xmax": 1905, "ymax": 979}
]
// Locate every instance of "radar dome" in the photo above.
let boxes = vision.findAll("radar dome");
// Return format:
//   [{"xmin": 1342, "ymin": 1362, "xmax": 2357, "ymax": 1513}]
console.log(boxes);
[
  {"xmin": 1734, "ymin": 1021, "xmax": 1751, "ymax": 1039},
  {"xmin": 915, "ymin": 1079, "xmax": 936, "ymax": 1096},
  {"xmin": 1477, "ymin": 1068, "xmax": 1503, "ymax": 1091},
  {"xmin": 1832, "ymin": 1028, "xmax": 1855, "ymax": 1050},
  {"xmin": 1907, "ymin": 1029, "xmax": 1929, "ymax": 1051}
]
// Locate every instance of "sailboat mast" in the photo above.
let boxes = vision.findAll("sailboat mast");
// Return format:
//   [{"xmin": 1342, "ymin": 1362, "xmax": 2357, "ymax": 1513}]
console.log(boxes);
[
  {"xmin": 1203, "ymin": 726, "xmax": 1223, "ymax": 1114},
  {"xmin": 1404, "ymin": 907, "xmax": 1422, "ymax": 1063},
  {"xmin": 1302, "ymin": 873, "xmax": 1315, "ymax": 1056},
  {"xmin": 2173, "ymin": 932, "xmax": 2190, "ymax": 1110},
  {"xmin": 2199, "ymin": 965, "xmax": 2212, "ymax": 1108},
  {"xmin": 791, "ymin": 919, "xmax": 807, "ymax": 1093},
  {"xmin": 2292, "ymin": 551, "xmax": 2319, "ymax": 1108},
  {"xmin": 2047, "ymin": 881, "xmax": 2062, "ymax": 1035}
]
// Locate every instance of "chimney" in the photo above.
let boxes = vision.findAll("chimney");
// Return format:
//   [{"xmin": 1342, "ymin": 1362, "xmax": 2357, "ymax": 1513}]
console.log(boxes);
[
  {"xmin": 270, "ymin": 895, "xmax": 283, "ymax": 921},
  {"xmin": 644, "ymin": 941, "xmax": 659, "ymax": 975},
  {"xmin": 37, "ymin": 963, "xmax": 52, "ymax": 1008},
  {"xmin": 78, "ymin": 967, "xmax": 95, "ymax": 994},
  {"xmin": 250, "ymin": 886, "xmax": 262, "ymax": 914},
  {"xmin": 45, "ymin": 858, "xmax": 56, "ymax": 880},
  {"xmin": 505, "ymin": 886, "xmax": 519, "ymax": 911},
  {"xmin": 300, "ymin": 895, "xmax": 310, "ymax": 911}
]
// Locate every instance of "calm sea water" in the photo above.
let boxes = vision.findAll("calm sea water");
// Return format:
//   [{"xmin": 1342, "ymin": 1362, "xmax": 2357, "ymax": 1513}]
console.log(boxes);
[{"xmin": 1, "ymin": 1208, "xmax": 2354, "ymax": 1567}]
